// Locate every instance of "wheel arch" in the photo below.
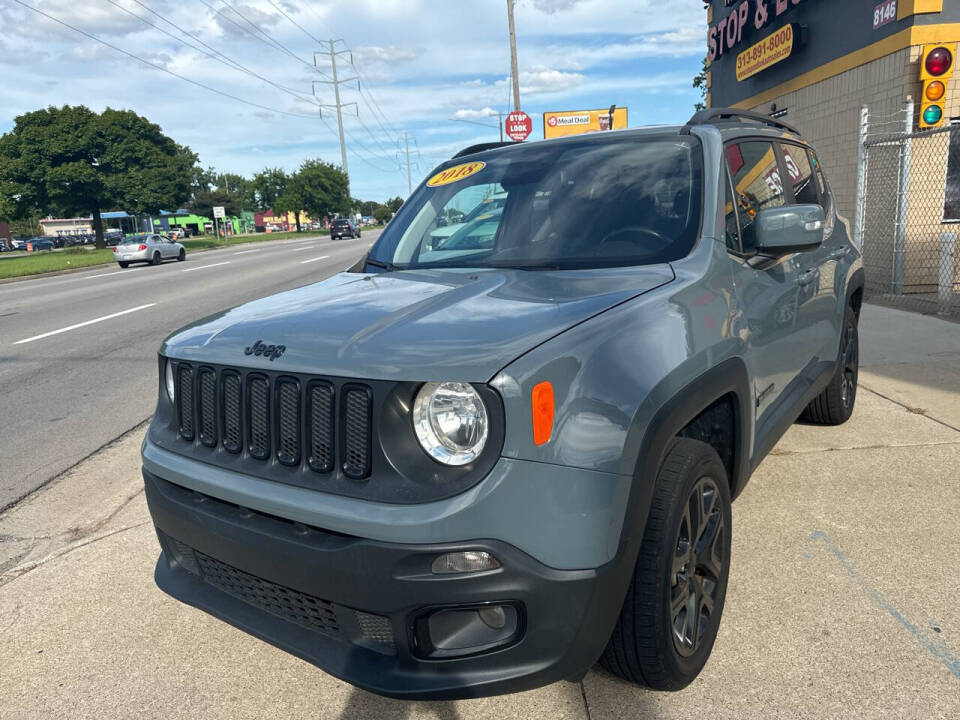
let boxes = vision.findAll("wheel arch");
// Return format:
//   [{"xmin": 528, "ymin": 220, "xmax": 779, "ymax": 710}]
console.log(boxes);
[{"xmin": 608, "ymin": 356, "xmax": 752, "ymax": 590}]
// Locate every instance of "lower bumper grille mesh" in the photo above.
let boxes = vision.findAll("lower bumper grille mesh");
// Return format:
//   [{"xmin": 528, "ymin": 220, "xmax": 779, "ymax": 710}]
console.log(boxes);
[
  {"xmin": 167, "ymin": 535, "xmax": 395, "ymax": 654},
  {"xmin": 195, "ymin": 551, "xmax": 342, "ymax": 637}
]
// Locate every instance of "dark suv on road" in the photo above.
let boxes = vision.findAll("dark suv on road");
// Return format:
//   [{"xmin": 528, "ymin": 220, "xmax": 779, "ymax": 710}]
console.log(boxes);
[
  {"xmin": 330, "ymin": 218, "xmax": 361, "ymax": 239},
  {"xmin": 143, "ymin": 109, "xmax": 864, "ymax": 699}
]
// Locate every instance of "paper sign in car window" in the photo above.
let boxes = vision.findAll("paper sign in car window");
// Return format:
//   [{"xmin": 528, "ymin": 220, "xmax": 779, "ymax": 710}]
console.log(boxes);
[{"xmin": 427, "ymin": 162, "xmax": 486, "ymax": 188}]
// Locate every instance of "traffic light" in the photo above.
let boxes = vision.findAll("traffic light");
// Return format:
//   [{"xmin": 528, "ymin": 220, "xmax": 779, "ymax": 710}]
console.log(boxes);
[{"xmin": 919, "ymin": 44, "xmax": 954, "ymax": 129}]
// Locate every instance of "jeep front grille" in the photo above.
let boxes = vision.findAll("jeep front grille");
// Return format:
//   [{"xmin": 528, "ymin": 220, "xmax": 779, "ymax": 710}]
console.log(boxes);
[{"xmin": 173, "ymin": 362, "xmax": 374, "ymax": 481}]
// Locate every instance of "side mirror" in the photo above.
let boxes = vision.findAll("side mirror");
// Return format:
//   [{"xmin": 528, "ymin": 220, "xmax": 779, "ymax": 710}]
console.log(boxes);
[{"xmin": 754, "ymin": 204, "xmax": 825, "ymax": 255}]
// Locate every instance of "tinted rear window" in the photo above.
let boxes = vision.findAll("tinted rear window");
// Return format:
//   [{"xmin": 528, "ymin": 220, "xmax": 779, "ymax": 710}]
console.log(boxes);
[{"xmin": 368, "ymin": 135, "xmax": 703, "ymax": 271}]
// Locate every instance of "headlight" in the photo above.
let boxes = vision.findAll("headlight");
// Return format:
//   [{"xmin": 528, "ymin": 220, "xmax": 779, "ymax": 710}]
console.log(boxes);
[
  {"xmin": 413, "ymin": 382, "xmax": 488, "ymax": 466},
  {"xmin": 164, "ymin": 359, "xmax": 176, "ymax": 403}
]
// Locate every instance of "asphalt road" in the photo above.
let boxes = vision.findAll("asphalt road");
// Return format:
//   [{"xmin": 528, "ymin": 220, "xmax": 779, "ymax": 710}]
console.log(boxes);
[{"xmin": 0, "ymin": 232, "xmax": 377, "ymax": 510}]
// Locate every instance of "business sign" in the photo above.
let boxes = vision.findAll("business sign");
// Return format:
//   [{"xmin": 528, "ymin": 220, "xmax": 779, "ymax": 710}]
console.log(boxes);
[
  {"xmin": 709, "ymin": 0, "xmax": 809, "ymax": 63},
  {"xmin": 873, "ymin": 0, "xmax": 897, "ymax": 30},
  {"xmin": 213, "ymin": 206, "xmax": 226, "ymax": 219},
  {"xmin": 543, "ymin": 108, "xmax": 628, "ymax": 139},
  {"xmin": 736, "ymin": 24, "xmax": 796, "ymax": 81},
  {"xmin": 505, "ymin": 111, "xmax": 533, "ymax": 142}
]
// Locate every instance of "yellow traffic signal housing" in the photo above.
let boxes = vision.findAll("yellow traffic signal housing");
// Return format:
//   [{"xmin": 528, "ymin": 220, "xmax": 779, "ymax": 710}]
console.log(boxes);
[{"xmin": 919, "ymin": 44, "xmax": 955, "ymax": 129}]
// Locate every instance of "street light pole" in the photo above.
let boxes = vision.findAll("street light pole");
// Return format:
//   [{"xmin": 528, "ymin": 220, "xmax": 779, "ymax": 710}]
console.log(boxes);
[{"xmin": 507, "ymin": 0, "xmax": 521, "ymax": 111}]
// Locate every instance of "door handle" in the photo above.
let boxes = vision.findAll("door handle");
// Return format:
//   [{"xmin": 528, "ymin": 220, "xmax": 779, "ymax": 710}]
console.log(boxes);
[
  {"xmin": 829, "ymin": 247, "xmax": 850, "ymax": 260},
  {"xmin": 797, "ymin": 270, "xmax": 818, "ymax": 286}
]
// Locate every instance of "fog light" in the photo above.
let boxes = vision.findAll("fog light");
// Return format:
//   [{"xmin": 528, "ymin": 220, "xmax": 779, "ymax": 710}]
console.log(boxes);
[
  {"xmin": 431, "ymin": 551, "xmax": 500, "ymax": 575},
  {"xmin": 414, "ymin": 603, "xmax": 522, "ymax": 658}
]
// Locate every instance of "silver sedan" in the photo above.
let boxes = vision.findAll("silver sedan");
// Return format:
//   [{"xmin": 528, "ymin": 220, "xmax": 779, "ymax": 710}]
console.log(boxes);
[{"xmin": 114, "ymin": 233, "xmax": 186, "ymax": 268}]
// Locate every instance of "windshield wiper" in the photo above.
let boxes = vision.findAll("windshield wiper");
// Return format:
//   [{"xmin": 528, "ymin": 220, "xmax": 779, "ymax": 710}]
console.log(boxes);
[{"xmin": 365, "ymin": 257, "xmax": 404, "ymax": 272}]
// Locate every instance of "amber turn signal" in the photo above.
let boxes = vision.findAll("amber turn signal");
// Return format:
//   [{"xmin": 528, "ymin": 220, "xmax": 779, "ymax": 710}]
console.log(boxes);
[{"xmin": 531, "ymin": 381, "xmax": 555, "ymax": 446}]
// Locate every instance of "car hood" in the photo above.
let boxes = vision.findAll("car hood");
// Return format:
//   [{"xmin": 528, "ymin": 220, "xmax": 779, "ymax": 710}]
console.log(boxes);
[{"xmin": 162, "ymin": 266, "xmax": 675, "ymax": 382}]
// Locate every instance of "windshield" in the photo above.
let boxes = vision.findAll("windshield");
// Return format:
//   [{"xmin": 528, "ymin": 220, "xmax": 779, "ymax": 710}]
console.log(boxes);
[{"xmin": 367, "ymin": 135, "xmax": 702, "ymax": 271}]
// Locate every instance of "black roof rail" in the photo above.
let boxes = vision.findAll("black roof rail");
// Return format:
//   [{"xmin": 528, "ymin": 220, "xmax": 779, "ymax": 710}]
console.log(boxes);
[
  {"xmin": 681, "ymin": 107, "xmax": 800, "ymax": 135},
  {"xmin": 452, "ymin": 141, "xmax": 518, "ymax": 159}
]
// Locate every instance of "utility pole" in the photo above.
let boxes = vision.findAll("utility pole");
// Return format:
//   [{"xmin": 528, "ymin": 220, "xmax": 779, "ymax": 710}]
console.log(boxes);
[
  {"xmin": 404, "ymin": 132, "xmax": 413, "ymax": 195},
  {"xmin": 507, "ymin": 0, "xmax": 521, "ymax": 111},
  {"xmin": 313, "ymin": 40, "xmax": 358, "ymax": 196}
]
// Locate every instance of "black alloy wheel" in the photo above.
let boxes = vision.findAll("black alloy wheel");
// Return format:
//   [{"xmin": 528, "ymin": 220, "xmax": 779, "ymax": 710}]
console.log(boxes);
[
  {"xmin": 152, "ymin": 252, "xmax": 161, "ymax": 266},
  {"xmin": 671, "ymin": 476, "xmax": 726, "ymax": 657},
  {"xmin": 600, "ymin": 438, "xmax": 731, "ymax": 690},
  {"xmin": 800, "ymin": 304, "xmax": 859, "ymax": 425},
  {"xmin": 178, "ymin": 248, "xmax": 186, "ymax": 262},
  {"xmin": 839, "ymin": 315, "xmax": 859, "ymax": 411}
]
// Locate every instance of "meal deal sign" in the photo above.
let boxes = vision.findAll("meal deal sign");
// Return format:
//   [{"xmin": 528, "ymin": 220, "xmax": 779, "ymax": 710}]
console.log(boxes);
[
  {"xmin": 505, "ymin": 111, "xmax": 532, "ymax": 142},
  {"xmin": 736, "ymin": 24, "xmax": 796, "ymax": 81},
  {"xmin": 543, "ymin": 108, "xmax": 628, "ymax": 139}
]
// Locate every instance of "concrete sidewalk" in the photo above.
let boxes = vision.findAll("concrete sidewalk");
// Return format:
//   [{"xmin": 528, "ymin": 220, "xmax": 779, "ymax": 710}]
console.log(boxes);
[{"xmin": 1, "ymin": 304, "xmax": 958, "ymax": 719}]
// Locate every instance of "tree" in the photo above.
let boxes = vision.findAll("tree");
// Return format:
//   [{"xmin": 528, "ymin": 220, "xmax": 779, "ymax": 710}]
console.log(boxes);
[
  {"xmin": 214, "ymin": 172, "xmax": 255, "ymax": 212},
  {"xmin": 252, "ymin": 167, "xmax": 289, "ymax": 211},
  {"xmin": 187, "ymin": 188, "xmax": 242, "ymax": 219},
  {"xmin": 693, "ymin": 58, "xmax": 709, "ymax": 111},
  {"xmin": 0, "ymin": 105, "xmax": 196, "ymax": 248},
  {"xmin": 273, "ymin": 176, "xmax": 306, "ymax": 232},
  {"xmin": 297, "ymin": 159, "xmax": 350, "ymax": 223},
  {"xmin": 386, "ymin": 196, "xmax": 405, "ymax": 213},
  {"xmin": 372, "ymin": 204, "xmax": 392, "ymax": 225},
  {"xmin": 358, "ymin": 200, "xmax": 380, "ymax": 217}
]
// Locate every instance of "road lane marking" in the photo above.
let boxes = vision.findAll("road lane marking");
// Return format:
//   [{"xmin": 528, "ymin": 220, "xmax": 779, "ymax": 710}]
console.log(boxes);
[
  {"xmin": 13, "ymin": 303, "xmax": 157, "ymax": 345},
  {"xmin": 233, "ymin": 249, "xmax": 261, "ymax": 256},
  {"xmin": 300, "ymin": 256, "xmax": 330, "ymax": 265},
  {"xmin": 291, "ymin": 247, "xmax": 313, "ymax": 252},
  {"xmin": 85, "ymin": 268, "xmax": 143, "ymax": 279},
  {"xmin": 182, "ymin": 261, "xmax": 231, "ymax": 273}
]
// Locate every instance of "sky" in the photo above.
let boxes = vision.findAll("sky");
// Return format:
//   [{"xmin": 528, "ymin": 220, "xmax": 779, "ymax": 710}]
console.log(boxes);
[{"xmin": 0, "ymin": 0, "xmax": 708, "ymax": 202}]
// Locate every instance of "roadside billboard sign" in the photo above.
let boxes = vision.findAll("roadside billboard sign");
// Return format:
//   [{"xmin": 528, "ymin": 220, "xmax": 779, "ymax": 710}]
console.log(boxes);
[
  {"xmin": 543, "ymin": 107, "xmax": 628, "ymax": 139},
  {"xmin": 213, "ymin": 206, "xmax": 226, "ymax": 219}
]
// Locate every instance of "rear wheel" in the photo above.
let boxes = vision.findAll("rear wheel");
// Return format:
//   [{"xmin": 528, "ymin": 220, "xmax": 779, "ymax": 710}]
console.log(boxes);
[
  {"xmin": 177, "ymin": 248, "xmax": 186, "ymax": 262},
  {"xmin": 119, "ymin": 262, "xmax": 129, "ymax": 269},
  {"xmin": 600, "ymin": 438, "xmax": 731, "ymax": 691},
  {"xmin": 151, "ymin": 252, "xmax": 161, "ymax": 266},
  {"xmin": 800, "ymin": 304, "xmax": 859, "ymax": 425}
]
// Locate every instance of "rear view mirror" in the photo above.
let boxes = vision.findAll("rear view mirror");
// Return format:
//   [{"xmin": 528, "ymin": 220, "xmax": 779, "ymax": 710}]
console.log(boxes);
[{"xmin": 754, "ymin": 204, "xmax": 825, "ymax": 255}]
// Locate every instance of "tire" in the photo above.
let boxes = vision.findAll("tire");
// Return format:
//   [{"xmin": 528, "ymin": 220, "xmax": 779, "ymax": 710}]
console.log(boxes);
[
  {"xmin": 800, "ymin": 304, "xmax": 859, "ymax": 425},
  {"xmin": 600, "ymin": 438, "xmax": 732, "ymax": 691},
  {"xmin": 178, "ymin": 249, "xmax": 186, "ymax": 262},
  {"xmin": 152, "ymin": 252, "xmax": 161, "ymax": 266},
  {"xmin": 119, "ymin": 262, "xmax": 129, "ymax": 269}
]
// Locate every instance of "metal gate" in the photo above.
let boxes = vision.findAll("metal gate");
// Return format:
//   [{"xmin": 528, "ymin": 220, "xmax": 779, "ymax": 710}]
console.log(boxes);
[{"xmin": 858, "ymin": 115, "xmax": 960, "ymax": 318}]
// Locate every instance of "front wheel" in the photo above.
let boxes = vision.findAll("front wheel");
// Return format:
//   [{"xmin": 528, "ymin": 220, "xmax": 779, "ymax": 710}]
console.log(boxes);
[
  {"xmin": 177, "ymin": 249, "xmax": 186, "ymax": 262},
  {"xmin": 600, "ymin": 438, "xmax": 731, "ymax": 691},
  {"xmin": 800, "ymin": 304, "xmax": 859, "ymax": 425}
]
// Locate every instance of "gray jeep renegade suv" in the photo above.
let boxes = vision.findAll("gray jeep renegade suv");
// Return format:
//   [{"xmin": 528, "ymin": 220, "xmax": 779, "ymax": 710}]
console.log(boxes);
[{"xmin": 143, "ymin": 109, "xmax": 864, "ymax": 699}]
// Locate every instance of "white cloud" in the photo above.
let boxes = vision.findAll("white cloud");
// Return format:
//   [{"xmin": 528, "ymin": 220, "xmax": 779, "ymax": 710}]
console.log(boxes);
[
  {"xmin": 354, "ymin": 45, "xmax": 419, "ymax": 64},
  {"xmin": 530, "ymin": 0, "xmax": 589, "ymax": 14},
  {"xmin": 452, "ymin": 107, "xmax": 500, "ymax": 120},
  {"xmin": 513, "ymin": 68, "xmax": 586, "ymax": 96}
]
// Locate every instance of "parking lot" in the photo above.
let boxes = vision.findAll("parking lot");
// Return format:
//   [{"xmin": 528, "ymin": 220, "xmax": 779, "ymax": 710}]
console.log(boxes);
[{"xmin": 1, "ymin": 304, "xmax": 957, "ymax": 720}]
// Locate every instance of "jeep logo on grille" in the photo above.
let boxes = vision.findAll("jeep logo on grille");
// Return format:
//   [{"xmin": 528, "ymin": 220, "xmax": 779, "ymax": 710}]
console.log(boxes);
[{"xmin": 244, "ymin": 340, "xmax": 286, "ymax": 362}]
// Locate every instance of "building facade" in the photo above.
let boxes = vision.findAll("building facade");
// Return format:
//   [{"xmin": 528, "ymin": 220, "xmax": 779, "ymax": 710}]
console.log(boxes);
[{"xmin": 706, "ymin": 0, "xmax": 960, "ymax": 305}]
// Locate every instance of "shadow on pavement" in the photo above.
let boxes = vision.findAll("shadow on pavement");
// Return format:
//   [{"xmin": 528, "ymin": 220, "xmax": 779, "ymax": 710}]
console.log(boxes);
[{"xmin": 336, "ymin": 687, "xmax": 462, "ymax": 720}]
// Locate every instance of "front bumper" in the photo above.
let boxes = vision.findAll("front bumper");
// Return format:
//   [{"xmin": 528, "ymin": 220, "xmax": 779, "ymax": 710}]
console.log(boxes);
[{"xmin": 145, "ymin": 468, "xmax": 633, "ymax": 700}]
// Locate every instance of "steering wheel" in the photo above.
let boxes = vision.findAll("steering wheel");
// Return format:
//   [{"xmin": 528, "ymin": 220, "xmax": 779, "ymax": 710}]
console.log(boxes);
[{"xmin": 597, "ymin": 226, "xmax": 670, "ymax": 250}]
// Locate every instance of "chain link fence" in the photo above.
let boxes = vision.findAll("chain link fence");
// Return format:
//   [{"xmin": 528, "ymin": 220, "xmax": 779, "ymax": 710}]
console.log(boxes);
[{"xmin": 858, "ymin": 110, "xmax": 960, "ymax": 318}]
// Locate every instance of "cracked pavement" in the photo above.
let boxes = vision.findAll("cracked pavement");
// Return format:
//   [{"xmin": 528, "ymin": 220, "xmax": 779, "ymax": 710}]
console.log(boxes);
[{"xmin": 1, "ymin": 304, "xmax": 958, "ymax": 719}]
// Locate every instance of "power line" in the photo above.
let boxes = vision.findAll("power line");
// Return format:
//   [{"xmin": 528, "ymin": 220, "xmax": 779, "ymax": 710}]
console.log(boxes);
[
  {"xmin": 12, "ymin": 0, "xmax": 325, "ymax": 121},
  {"xmin": 101, "ymin": 0, "xmax": 318, "ymax": 108}
]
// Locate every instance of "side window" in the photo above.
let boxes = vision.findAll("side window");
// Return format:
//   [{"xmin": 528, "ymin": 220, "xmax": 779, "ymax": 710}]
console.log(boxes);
[
  {"xmin": 726, "ymin": 141, "xmax": 786, "ymax": 253},
  {"xmin": 723, "ymin": 167, "xmax": 741, "ymax": 253},
  {"xmin": 780, "ymin": 144, "xmax": 820, "ymax": 206}
]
